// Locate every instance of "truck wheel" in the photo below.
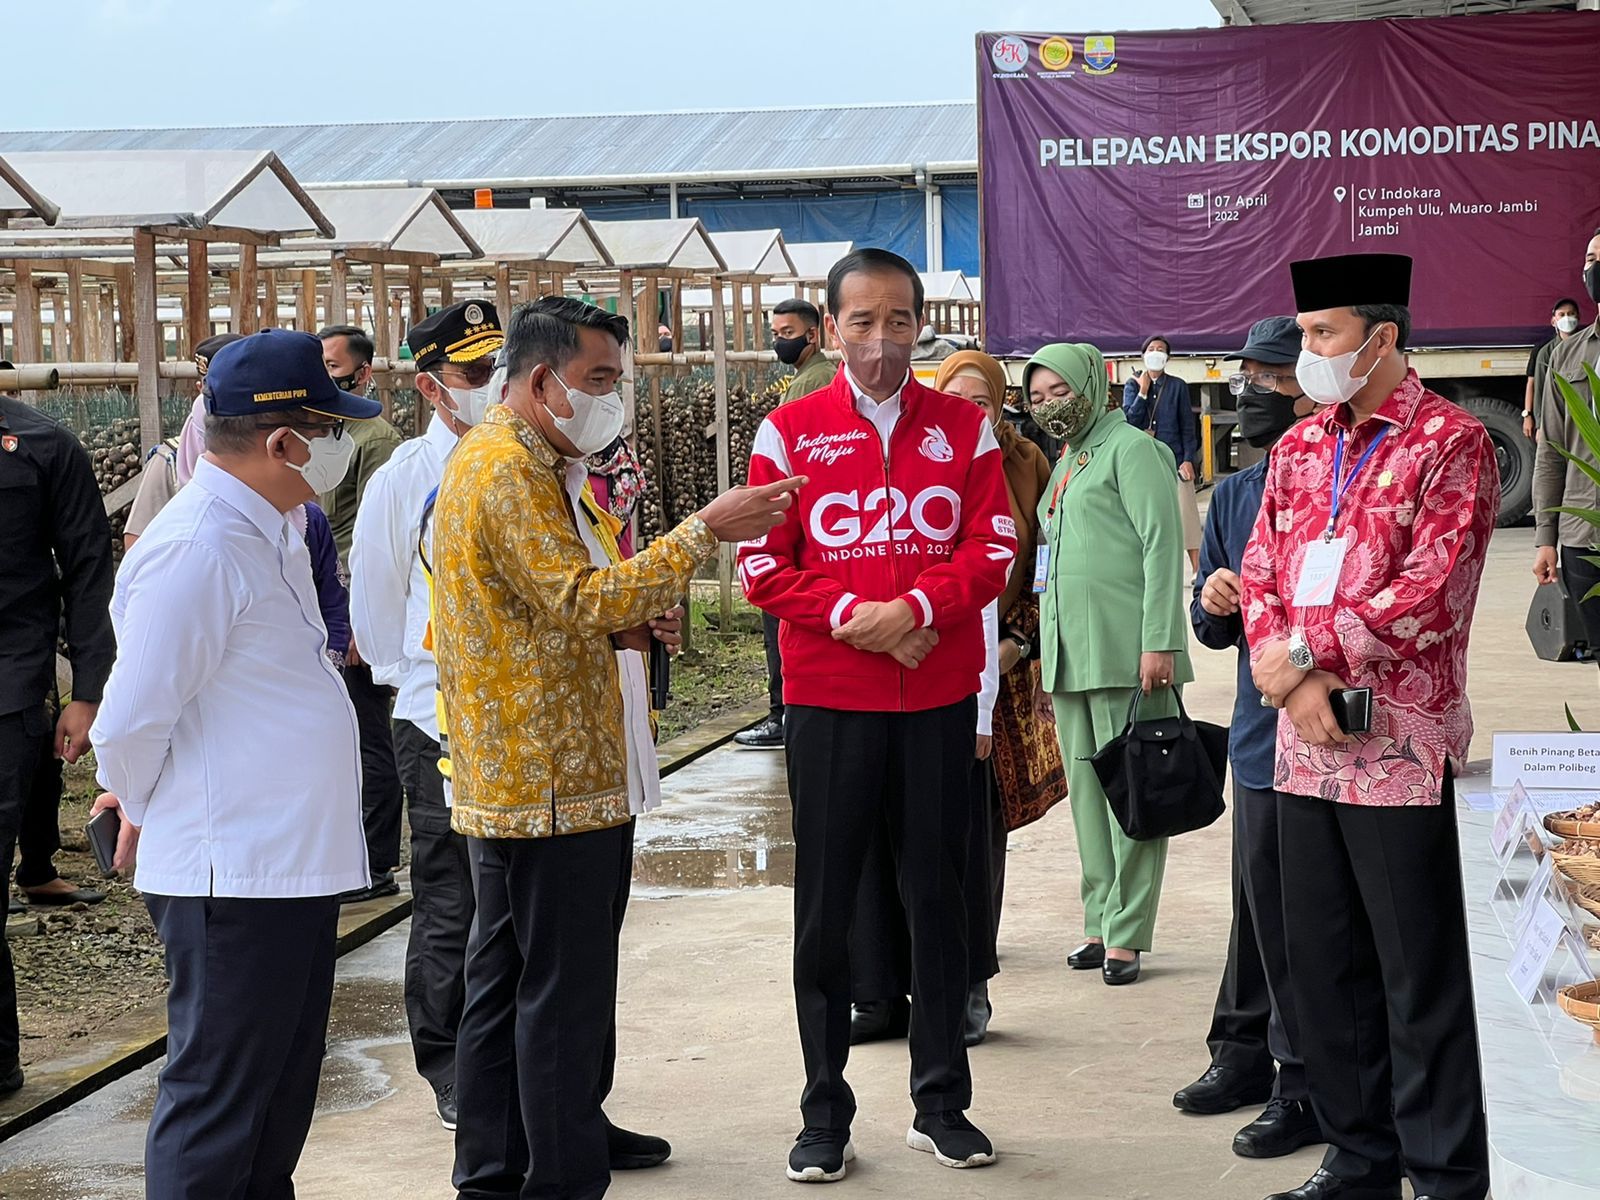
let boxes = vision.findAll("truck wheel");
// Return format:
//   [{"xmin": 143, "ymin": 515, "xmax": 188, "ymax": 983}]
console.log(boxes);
[{"xmin": 1462, "ymin": 396, "xmax": 1533, "ymax": 527}]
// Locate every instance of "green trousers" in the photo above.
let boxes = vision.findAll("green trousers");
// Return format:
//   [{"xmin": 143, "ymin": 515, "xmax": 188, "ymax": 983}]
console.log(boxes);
[{"xmin": 1052, "ymin": 687, "xmax": 1172, "ymax": 952}]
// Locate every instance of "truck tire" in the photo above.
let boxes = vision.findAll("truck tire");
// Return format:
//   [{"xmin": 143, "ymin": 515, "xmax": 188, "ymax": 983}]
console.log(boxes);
[{"xmin": 1462, "ymin": 396, "xmax": 1533, "ymax": 527}]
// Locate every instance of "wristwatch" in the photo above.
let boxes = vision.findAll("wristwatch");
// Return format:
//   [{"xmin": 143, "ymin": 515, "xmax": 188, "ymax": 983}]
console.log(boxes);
[
  {"xmin": 1004, "ymin": 630, "xmax": 1032, "ymax": 658},
  {"xmin": 1287, "ymin": 629, "xmax": 1314, "ymax": 672}
]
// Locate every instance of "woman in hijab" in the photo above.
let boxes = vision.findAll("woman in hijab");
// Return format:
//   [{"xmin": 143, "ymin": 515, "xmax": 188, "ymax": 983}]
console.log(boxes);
[
  {"xmin": 1029, "ymin": 342, "xmax": 1191, "ymax": 987},
  {"xmin": 848, "ymin": 351, "xmax": 1067, "ymax": 1047}
]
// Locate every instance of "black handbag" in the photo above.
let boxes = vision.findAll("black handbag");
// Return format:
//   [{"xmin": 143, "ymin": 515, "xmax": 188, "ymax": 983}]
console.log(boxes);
[{"xmin": 1088, "ymin": 687, "xmax": 1229, "ymax": 841}]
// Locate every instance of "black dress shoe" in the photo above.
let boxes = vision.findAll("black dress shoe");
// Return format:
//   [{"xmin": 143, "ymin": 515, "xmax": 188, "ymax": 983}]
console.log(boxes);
[
  {"xmin": 734, "ymin": 714, "xmax": 784, "ymax": 749},
  {"xmin": 0, "ymin": 1060, "xmax": 22, "ymax": 1097},
  {"xmin": 1233, "ymin": 1098, "xmax": 1323, "ymax": 1159},
  {"xmin": 23, "ymin": 884, "xmax": 106, "ymax": 906},
  {"xmin": 1066, "ymin": 941, "xmax": 1105, "ymax": 969},
  {"xmin": 1102, "ymin": 952, "xmax": 1141, "ymax": 986},
  {"xmin": 1173, "ymin": 1064, "xmax": 1277, "ymax": 1115},
  {"xmin": 1264, "ymin": 1167, "xmax": 1401, "ymax": 1200},
  {"xmin": 849, "ymin": 997, "xmax": 910, "ymax": 1045},
  {"xmin": 606, "ymin": 1119, "xmax": 671, "ymax": 1170},
  {"xmin": 963, "ymin": 981, "xmax": 992, "ymax": 1047},
  {"xmin": 336, "ymin": 870, "xmax": 400, "ymax": 904}
]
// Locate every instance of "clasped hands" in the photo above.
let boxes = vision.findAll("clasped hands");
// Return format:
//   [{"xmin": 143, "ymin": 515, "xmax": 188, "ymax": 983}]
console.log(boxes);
[
  {"xmin": 1252, "ymin": 637, "xmax": 1349, "ymax": 748},
  {"xmin": 832, "ymin": 599, "xmax": 938, "ymax": 669},
  {"xmin": 614, "ymin": 605, "xmax": 686, "ymax": 655}
]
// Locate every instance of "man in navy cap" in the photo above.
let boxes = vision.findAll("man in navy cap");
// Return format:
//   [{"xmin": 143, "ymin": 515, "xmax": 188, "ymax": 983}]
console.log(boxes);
[
  {"xmin": 1173, "ymin": 317, "xmax": 1322, "ymax": 1160},
  {"xmin": 1242, "ymin": 256, "xmax": 1496, "ymax": 1200},
  {"xmin": 89, "ymin": 328, "xmax": 383, "ymax": 1199}
]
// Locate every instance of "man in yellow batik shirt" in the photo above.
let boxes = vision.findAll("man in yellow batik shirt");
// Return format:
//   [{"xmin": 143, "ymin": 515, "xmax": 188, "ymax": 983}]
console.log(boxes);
[{"xmin": 433, "ymin": 296, "xmax": 802, "ymax": 1200}]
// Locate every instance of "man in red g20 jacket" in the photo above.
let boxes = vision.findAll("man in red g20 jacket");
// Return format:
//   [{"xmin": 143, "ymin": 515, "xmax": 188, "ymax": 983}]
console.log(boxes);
[{"xmin": 739, "ymin": 248, "xmax": 1016, "ymax": 1184}]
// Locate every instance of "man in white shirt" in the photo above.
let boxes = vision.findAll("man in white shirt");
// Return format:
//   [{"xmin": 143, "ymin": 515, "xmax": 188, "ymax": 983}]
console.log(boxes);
[
  {"xmin": 88, "ymin": 329, "xmax": 381, "ymax": 1199},
  {"xmin": 349, "ymin": 299, "xmax": 501, "ymax": 1132}
]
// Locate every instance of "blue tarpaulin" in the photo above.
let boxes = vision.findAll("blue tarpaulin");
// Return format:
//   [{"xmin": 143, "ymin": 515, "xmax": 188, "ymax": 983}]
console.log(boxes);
[{"xmin": 940, "ymin": 186, "xmax": 979, "ymax": 277}]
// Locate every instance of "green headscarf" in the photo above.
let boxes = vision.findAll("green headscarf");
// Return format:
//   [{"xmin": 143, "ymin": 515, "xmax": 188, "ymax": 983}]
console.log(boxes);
[{"xmin": 1022, "ymin": 342, "xmax": 1109, "ymax": 447}]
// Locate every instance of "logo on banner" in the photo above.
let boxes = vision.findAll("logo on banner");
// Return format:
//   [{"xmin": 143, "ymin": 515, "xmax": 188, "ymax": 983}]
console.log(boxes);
[
  {"xmin": 990, "ymin": 35, "xmax": 1029, "ymax": 76},
  {"xmin": 1083, "ymin": 35, "xmax": 1119, "ymax": 75},
  {"xmin": 1039, "ymin": 37, "xmax": 1073, "ymax": 72}
]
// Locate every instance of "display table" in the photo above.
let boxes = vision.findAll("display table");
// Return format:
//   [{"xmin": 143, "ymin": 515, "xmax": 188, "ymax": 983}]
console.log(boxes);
[{"xmin": 1455, "ymin": 770, "xmax": 1600, "ymax": 1199}]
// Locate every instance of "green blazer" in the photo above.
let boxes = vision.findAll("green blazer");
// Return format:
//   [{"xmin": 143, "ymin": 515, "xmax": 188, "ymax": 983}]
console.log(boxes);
[{"xmin": 1036, "ymin": 409, "xmax": 1193, "ymax": 694}]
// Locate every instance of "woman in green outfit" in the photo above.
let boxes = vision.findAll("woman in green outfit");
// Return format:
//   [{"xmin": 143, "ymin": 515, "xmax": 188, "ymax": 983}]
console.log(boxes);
[{"xmin": 1027, "ymin": 342, "xmax": 1192, "ymax": 987}]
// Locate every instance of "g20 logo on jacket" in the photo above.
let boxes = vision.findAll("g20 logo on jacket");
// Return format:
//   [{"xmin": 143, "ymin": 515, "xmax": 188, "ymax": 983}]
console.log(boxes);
[
  {"xmin": 919, "ymin": 425, "xmax": 954, "ymax": 463},
  {"xmin": 808, "ymin": 486, "xmax": 962, "ymax": 562}
]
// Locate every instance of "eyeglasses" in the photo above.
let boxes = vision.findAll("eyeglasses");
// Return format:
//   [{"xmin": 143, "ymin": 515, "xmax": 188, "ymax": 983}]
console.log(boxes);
[
  {"xmin": 435, "ymin": 360, "xmax": 496, "ymax": 388},
  {"xmin": 260, "ymin": 418, "xmax": 346, "ymax": 440},
  {"xmin": 1228, "ymin": 372, "xmax": 1281, "ymax": 396}
]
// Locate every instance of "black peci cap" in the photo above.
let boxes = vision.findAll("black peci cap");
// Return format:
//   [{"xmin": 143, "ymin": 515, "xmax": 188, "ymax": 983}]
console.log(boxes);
[{"xmin": 1291, "ymin": 254, "xmax": 1412, "ymax": 312}]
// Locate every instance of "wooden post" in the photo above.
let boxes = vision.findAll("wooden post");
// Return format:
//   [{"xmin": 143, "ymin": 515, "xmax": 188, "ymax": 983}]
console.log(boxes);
[
  {"xmin": 617, "ymin": 269, "xmax": 635, "ymax": 431},
  {"xmin": 65, "ymin": 262, "xmax": 85, "ymax": 364},
  {"xmin": 297, "ymin": 269, "xmax": 317, "ymax": 331},
  {"xmin": 12, "ymin": 263, "xmax": 41, "ymax": 368},
  {"xmin": 710, "ymin": 281, "xmax": 733, "ymax": 629},
  {"xmin": 186, "ymin": 239, "xmax": 210, "ymax": 352},
  {"xmin": 97, "ymin": 284, "xmax": 116, "ymax": 360},
  {"xmin": 408, "ymin": 265, "xmax": 425, "ymax": 333},
  {"xmin": 133, "ymin": 230, "xmax": 162, "ymax": 456},
  {"xmin": 751, "ymin": 280, "xmax": 764, "ymax": 354},
  {"xmin": 638, "ymin": 274, "xmax": 658, "ymax": 356},
  {"xmin": 494, "ymin": 264, "xmax": 512, "ymax": 326},
  {"xmin": 439, "ymin": 276, "xmax": 454, "ymax": 307},
  {"xmin": 261, "ymin": 269, "xmax": 279, "ymax": 331},
  {"xmin": 47, "ymin": 293, "xmax": 66, "ymax": 364},
  {"xmin": 115, "ymin": 265, "xmax": 136, "ymax": 363},
  {"xmin": 519, "ymin": 269, "xmax": 533, "ymax": 305},
  {"xmin": 731, "ymin": 279, "xmax": 746, "ymax": 352},
  {"xmin": 238, "ymin": 245, "xmax": 259, "ymax": 334},
  {"xmin": 370, "ymin": 262, "xmax": 393, "ymax": 420},
  {"xmin": 671, "ymin": 281, "xmax": 684, "ymax": 353},
  {"xmin": 329, "ymin": 256, "xmax": 350, "ymax": 327}
]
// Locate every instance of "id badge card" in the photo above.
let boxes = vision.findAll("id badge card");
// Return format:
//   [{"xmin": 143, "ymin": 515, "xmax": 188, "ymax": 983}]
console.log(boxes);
[
  {"xmin": 1032, "ymin": 544, "xmax": 1050, "ymax": 594},
  {"xmin": 1293, "ymin": 537, "xmax": 1348, "ymax": 608}
]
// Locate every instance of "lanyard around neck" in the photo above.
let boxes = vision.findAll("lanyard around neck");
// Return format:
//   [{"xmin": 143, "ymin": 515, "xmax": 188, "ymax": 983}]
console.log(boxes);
[{"xmin": 1326, "ymin": 426, "xmax": 1389, "ymax": 541}]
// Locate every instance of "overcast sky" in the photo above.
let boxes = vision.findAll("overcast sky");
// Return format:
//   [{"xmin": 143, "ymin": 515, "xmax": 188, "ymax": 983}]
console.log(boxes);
[{"xmin": 3, "ymin": 1, "xmax": 1220, "ymax": 130}]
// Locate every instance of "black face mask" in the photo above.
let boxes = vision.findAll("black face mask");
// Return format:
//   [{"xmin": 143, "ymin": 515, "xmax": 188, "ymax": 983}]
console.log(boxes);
[
  {"xmin": 1236, "ymin": 386, "xmax": 1301, "ymax": 449},
  {"xmin": 1586, "ymin": 262, "xmax": 1600, "ymax": 306},
  {"xmin": 774, "ymin": 333, "xmax": 812, "ymax": 365}
]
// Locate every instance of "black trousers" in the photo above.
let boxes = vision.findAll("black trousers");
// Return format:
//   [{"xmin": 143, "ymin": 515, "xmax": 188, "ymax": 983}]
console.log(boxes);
[
  {"xmin": 1560, "ymin": 544, "xmax": 1600, "ymax": 655},
  {"xmin": 453, "ymin": 821, "xmax": 634, "ymax": 1200},
  {"xmin": 1205, "ymin": 782, "xmax": 1307, "ymax": 1101},
  {"xmin": 1279, "ymin": 777, "xmax": 1488, "ymax": 1200},
  {"xmin": 15, "ymin": 722, "xmax": 62, "ymax": 890},
  {"xmin": 761, "ymin": 611, "xmax": 784, "ymax": 717},
  {"xmin": 144, "ymin": 893, "xmax": 339, "ymax": 1200},
  {"xmin": 392, "ymin": 719, "xmax": 473, "ymax": 1095},
  {"xmin": 341, "ymin": 663, "xmax": 403, "ymax": 875},
  {"xmin": 850, "ymin": 756, "xmax": 1004, "ymax": 1001},
  {"xmin": 0, "ymin": 706, "xmax": 52, "ymax": 1066},
  {"xmin": 786, "ymin": 700, "xmax": 976, "ymax": 1129}
]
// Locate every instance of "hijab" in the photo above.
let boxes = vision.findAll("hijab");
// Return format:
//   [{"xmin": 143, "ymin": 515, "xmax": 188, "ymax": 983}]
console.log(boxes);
[{"xmin": 1022, "ymin": 342, "xmax": 1111, "ymax": 448}]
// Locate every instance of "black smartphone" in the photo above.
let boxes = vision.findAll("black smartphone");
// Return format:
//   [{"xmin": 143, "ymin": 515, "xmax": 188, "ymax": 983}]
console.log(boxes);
[
  {"xmin": 1329, "ymin": 687, "xmax": 1373, "ymax": 736},
  {"xmin": 86, "ymin": 807, "xmax": 121, "ymax": 876}
]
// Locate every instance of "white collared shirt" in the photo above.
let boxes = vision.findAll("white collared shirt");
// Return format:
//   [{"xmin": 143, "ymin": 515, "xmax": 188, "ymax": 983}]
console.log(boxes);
[
  {"xmin": 91, "ymin": 459, "xmax": 369, "ymax": 898},
  {"xmin": 562, "ymin": 460, "xmax": 661, "ymax": 816},
  {"xmin": 349, "ymin": 414, "xmax": 459, "ymax": 742},
  {"xmin": 844, "ymin": 366, "xmax": 908, "ymax": 452}
]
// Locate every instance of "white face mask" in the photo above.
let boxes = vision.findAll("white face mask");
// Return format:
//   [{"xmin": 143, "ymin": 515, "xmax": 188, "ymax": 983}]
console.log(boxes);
[
  {"xmin": 281, "ymin": 426, "xmax": 357, "ymax": 494},
  {"xmin": 433, "ymin": 372, "xmax": 491, "ymax": 428},
  {"xmin": 1558, "ymin": 314, "xmax": 1581, "ymax": 335},
  {"xmin": 1143, "ymin": 350, "xmax": 1169, "ymax": 372},
  {"xmin": 1296, "ymin": 328, "xmax": 1382, "ymax": 407},
  {"xmin": 547, "ymin": 370, "xmax": 624, "ymax": 456}
]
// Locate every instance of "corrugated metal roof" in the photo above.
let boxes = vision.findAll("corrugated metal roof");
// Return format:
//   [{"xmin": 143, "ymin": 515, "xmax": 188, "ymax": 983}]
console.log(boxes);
[
  {"xmin": 0, "ymin": 102, "xmax": 977, "ymax": 189},
  {"xmin": 1210, "ymin": 0, "xmax": 1577, "ymax": 23}
]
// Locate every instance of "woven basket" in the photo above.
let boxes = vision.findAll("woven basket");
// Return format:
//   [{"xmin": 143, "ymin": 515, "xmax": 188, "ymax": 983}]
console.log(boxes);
[
  {"xmin": 1577, "ymin": 885, "xmax": 1600, "ymax": 924},
  {"xmin": 1546, "ymin": 812, "xmax": 1600, "ymax": 840},
  {"xmin": 1552, "ymin": 841, "xmax": 1600, "ymax": 889},
  {"xmin": 1558, "ymin": 980, "xmax": 1600, "ymax": 1045}
]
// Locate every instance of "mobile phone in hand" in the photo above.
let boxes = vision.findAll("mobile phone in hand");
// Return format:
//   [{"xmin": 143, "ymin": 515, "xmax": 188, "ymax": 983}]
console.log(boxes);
[
  {"xmin": 86, "ymin": 807, "xmax": 121, "ymax": 876},
  {"xmin": 1329, "ymin": 687, "xmax": 1373, "ymax": 736}
]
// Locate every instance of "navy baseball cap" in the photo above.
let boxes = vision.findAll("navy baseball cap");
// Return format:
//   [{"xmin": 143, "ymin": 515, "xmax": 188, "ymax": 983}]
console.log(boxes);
[
  {"xmin": 204, "ymin": 328, "xmax": 382, "ymax": 420},
  {"xmin": 1229, "ymin": 316, "xmax": 1303, "ymax": 366}
]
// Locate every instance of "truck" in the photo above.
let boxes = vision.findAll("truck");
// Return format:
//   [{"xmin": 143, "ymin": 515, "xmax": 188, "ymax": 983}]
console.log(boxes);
[{"xmin": 976, "ymin": 8, "xmax": 1600, "ymax": 524}]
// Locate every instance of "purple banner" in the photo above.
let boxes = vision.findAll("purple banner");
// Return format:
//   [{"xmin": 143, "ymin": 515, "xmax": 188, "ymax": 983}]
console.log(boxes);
[{"xmin": 978, "ymin": 14, "xmax": 1600, "ymax": 358}]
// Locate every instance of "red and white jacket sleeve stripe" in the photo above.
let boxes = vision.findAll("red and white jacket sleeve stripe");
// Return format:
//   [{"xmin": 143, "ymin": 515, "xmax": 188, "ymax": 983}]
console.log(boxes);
[
  {"xmin": 738, "ymin": 418, "xmax": 859, "ymax": 634},
  {"xmin": 899, "ymin": 420, "xmax": 1016, "ymax": 629}
]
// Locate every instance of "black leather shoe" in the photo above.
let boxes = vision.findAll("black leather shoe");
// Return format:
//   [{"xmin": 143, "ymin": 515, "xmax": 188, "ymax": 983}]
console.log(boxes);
[
  {"xmin": 0, "ymin": 1060, "xmax": 22, "ymax": 1097},
  {"xmin": 336, "ymin": 870, "xmax": 400, "ymax": 904},
  {"xmin": 963, "ymin": 981, "xmax": 992, "ymax": 1047},
  {"xmin": 1263, "ymin": 1167, "xmax": 1401, "ymax": 1200},
  {"xmin": 607, "ymin": 1119, "xmax": 671, "ymax": 1170},
  {"xmin": 1102, "ymin": 952, "xmax": 1141, "ymax": 986},
  {"xmin": 1173, "ymin": 1064, "xmax": 1276, "ymax": 1115},
  {"xmin": 734, "ymin": 714, "xmax": 784, "ymax": 749},
  {"xmin": 849, "ymin": 997, "xmax": 910, "ymax": 1045},
  {"xmin": 1233, "ymin": 1098, "xmax": 1323, "ymax": 1159},
  {"xmin": 1066, "ymin": 941, "xmax": 1105, "ymax": 969}
]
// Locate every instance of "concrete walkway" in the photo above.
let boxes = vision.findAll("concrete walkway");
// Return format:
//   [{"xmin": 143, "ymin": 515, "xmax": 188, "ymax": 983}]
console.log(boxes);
[{"xmin": 0, "ymin": 525, "xmax": 1587, "ymax": 1198}]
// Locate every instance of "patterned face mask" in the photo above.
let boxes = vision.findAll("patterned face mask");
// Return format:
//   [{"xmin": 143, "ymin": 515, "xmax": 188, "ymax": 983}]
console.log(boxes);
[{"xmin": 1032, "ymin": 391, "xmax": 1097, "ymax": 443}]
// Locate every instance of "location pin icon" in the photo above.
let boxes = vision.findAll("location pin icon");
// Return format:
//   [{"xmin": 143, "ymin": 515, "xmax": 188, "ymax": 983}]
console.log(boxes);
[{"xmin": 1334, "ymin": 186, "xmax": 1348, "ymax": 202}]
